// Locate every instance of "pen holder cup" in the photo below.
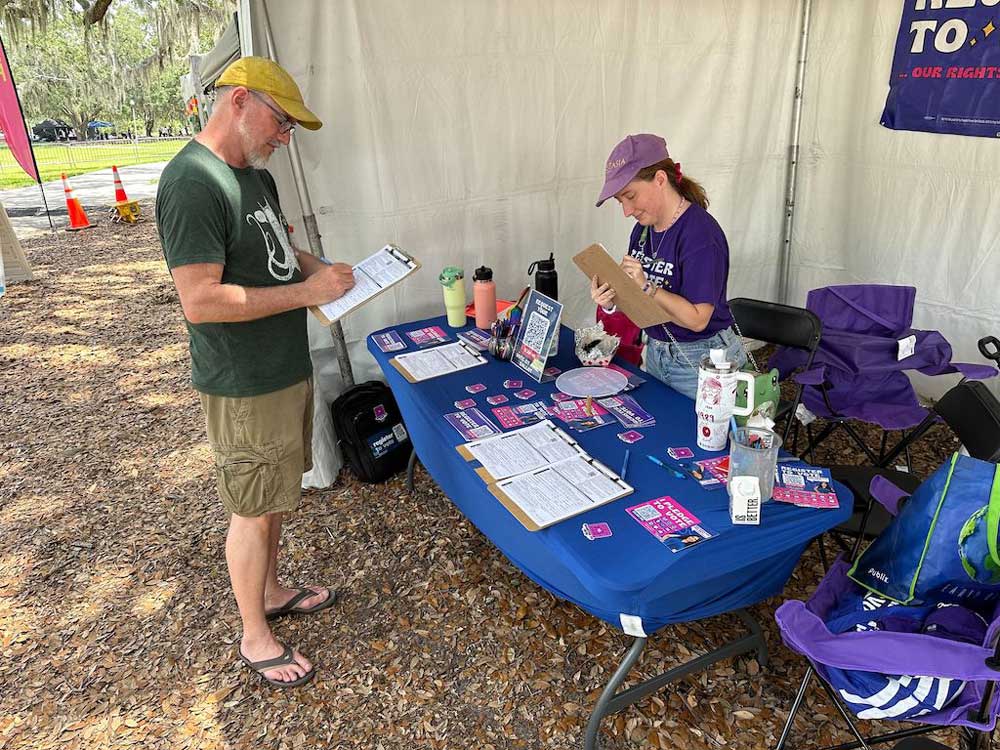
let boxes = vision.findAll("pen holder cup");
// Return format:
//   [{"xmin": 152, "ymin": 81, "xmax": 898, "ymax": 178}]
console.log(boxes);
[
  {"xmin": 728, "ymin": 427, "xmax": 781, "ymax": 502},
  {"xmin": 574, "ymin": 322, "xmax": 620, "ymax": 366},
  {"xmin": 488, "ymin": 333, "xmax": 517, "ymax": 361},
  {"xmin": 488, "ymin": 318, "xmax": 519, "ymax": 361}
]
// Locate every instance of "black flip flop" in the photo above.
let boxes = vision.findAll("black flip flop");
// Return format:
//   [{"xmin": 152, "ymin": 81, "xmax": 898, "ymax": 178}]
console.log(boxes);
[
  {"xmin": 265, "ymin": 586, "xmax": 337, "ymax": 622},
  {"xmin": 239, "ymin": 642, "xmax": 315, "ymax": 688}
]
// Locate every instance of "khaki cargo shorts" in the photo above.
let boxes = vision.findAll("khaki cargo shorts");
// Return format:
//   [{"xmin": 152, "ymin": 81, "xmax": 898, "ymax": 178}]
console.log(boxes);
[{"xmin": 200, "ymin": 378, "xmax": 313, "ymax": 517}]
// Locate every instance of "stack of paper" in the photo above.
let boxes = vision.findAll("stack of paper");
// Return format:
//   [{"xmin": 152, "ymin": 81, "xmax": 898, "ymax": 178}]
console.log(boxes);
[
  {"xmin": 596, "ymin": 394, "xmax": 656, "ymax": 429},
  {"xmin": 772, "ymin": 465, "xmax": 839, "ymax": 509},
  {"xmin": 546, "ymin": 397, "xmax": 617, "ymax": 432}
]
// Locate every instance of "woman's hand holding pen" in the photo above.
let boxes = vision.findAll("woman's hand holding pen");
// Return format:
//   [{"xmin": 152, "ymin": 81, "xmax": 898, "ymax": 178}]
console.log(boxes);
[
  {"xmin": 620, "ymin": 255, "xmax": 648, "ymax": 287},
  {"xmin": 590, "ymin": 275, "xmax": 616, "ymax": 309}
]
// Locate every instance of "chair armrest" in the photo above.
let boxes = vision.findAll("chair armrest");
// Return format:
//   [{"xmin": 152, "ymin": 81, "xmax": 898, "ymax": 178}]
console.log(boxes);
[
  {"xmin": 793, "ymin": 365, "xmax": 826, "ymax": 386},
  {"xmin": 868, "ymin": 474, "xmax": 910, "ymax": 517}
]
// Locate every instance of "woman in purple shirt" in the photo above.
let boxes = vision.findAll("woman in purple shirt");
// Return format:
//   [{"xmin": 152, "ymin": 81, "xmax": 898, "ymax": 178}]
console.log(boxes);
[{"xmin": 591, "ymin": 133, "xmax": 745, "ymax": 399}]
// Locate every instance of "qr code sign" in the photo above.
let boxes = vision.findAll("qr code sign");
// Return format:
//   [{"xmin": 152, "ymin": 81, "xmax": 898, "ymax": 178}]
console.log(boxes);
[
  {"xmin": 522, "ymin": 311, "xmax": 550, "ymax": 353},
  {"xmin": 633, "ymin": 505, "xmax": 662, "ymax": 522}
]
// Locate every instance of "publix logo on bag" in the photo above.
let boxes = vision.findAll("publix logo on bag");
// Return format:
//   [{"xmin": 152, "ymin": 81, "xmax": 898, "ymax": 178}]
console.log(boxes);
[{"xmin": 868, "ymin": 568, "xmax": 889, "ymax": 584}]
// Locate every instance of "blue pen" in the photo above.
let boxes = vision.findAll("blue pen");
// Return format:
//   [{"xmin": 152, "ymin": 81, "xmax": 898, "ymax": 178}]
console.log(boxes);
[
  {"xmin": 621, "ymin": 449, "xmax": 630, "ymax": 480},
  {"xmin": 645, "ymin": 453, "xmax": 686, "ymax": 480}
]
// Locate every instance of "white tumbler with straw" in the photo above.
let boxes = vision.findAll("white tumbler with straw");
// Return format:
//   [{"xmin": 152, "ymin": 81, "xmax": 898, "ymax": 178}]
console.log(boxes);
[{"xmin": 695, "ymin": 349, "xmax": 755, "ymax": 451}]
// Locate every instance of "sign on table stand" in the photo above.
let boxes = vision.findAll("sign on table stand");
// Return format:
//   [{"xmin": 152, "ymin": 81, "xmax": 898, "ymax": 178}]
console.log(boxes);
[{"xmin": 511, "ymin": 289, "xmax": 562, "ymax": 383}]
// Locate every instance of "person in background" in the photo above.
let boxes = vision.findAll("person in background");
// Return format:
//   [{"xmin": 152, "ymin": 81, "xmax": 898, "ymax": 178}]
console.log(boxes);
[
  {"xmin": 157, "ymin": 56, "xmax": 356, "ymax": 689},
  {"xmin": 591, "ymin": 134, "xmax": 745, "ymax": 399}
]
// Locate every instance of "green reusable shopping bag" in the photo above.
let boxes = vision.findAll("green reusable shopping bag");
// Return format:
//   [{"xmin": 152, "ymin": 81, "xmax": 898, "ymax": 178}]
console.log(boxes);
[{"xmin": 848, "ymin": 453, "xmax": 1000, "ymax": 606}]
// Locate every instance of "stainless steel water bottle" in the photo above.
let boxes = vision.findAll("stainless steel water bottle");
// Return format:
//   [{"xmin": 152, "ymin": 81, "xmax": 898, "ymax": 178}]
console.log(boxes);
[{"xmin": 528, "ymin": 253, "xmax": 558, "ymax": 301}]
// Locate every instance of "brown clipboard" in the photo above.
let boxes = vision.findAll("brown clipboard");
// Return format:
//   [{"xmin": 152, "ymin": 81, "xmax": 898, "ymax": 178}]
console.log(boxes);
[
  {"xmin": 488, "ymin": 462, "xmax": 633, "ymax": 531},
  {"xmin": 309, "ymin": 245, "xmax": 421, "ymax": 326},
  {"xmin": 572, "ymin": 243, "xmax": 670, "ymax": 328},
  {"xmin": 455, "ymin": 423, "xmax": 632, "ymax": 530},
  {"xmin": 389, "ymin": 342, "xmax": 486, "ymax": 383},
  {"xmin": 455, "ymin": 442, "xmax": 500, "ymax": 483}
]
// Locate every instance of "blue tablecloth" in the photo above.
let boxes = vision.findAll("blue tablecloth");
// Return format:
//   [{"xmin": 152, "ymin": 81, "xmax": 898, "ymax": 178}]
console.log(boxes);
[{"xmin": 368, "ymin": 316, "xmax": 852, "ymax": 635}]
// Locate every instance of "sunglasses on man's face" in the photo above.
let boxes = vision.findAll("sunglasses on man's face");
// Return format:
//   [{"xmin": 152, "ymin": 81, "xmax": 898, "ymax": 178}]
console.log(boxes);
[{"xmin": 249, "ymin": 90, "xmax": 296, "ymax": 134}]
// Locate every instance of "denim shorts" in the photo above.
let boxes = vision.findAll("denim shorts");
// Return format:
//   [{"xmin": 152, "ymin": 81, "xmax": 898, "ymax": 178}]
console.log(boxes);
[
  {"xmin": 199, "ymin": 378, "xmax": 313, "ymax": 517},
  {"xmin": 644, "ymin": 327, "xmax": 746, "ymax": 400}
]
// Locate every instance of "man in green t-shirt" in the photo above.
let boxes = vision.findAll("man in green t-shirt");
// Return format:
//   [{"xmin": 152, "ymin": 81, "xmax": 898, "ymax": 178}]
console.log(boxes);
[{"xmin": 157, "ymin": 57, "xmax": 355, "ymax": 689}]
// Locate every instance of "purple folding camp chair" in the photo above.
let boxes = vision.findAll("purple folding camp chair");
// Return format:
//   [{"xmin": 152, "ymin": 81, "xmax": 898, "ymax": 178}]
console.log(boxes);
[
  {"xmin": 775, "ymin": 477, "xmax": 1000, "ymax": 750},
  {"xmin": 770, "ymin": 285, "xmax": 998, "ymax": 469}
]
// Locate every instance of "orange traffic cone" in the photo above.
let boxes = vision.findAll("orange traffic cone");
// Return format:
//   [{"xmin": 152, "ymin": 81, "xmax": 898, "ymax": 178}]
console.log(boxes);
[
  {"xmin": 62, "ymin": 174, "xmax": 95, "ymax": 231},
  {"xmin": 108, "ymin": 165, "xmax": 141, "ymax": 224},
  {"xmin": 111, "ymin": 165, "xmax": 129, "ymax": 203}
]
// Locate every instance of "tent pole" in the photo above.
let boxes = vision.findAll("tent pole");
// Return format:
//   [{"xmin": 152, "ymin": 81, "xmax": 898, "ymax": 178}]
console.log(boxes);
[
  {"xmin": 257, "ymin": 0, "xmax": 355, "ymax": 388},
  {"xmin": 778, "ymin": 0, "xmax": 813, "ymax": 304}
]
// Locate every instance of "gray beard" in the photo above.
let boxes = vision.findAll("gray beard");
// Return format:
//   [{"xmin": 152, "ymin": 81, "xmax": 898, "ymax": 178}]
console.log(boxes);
[
  {"xmin": 238, "ymin": 119, "xmax": 272, "ymax": 169},
  {"xmin": 246, "ymin": 149, "xmax": 270, "ymax": 170}
]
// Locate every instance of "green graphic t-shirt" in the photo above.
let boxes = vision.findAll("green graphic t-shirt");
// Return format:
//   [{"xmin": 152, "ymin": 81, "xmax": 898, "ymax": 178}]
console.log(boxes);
[{"xmin": 156, "ymin": 140, "xmax": 312, "ymax": 397}]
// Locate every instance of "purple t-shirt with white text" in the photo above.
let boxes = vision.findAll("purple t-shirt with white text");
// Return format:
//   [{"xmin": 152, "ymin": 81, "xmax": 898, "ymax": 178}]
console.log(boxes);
[{"xmin": 626, "ymin": 203, "xmax": 734, "ymax": 343}]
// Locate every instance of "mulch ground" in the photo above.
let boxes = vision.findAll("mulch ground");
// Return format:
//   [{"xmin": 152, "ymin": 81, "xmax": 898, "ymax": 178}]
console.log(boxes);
[{"xmin": 0, "ymin": 203, "xmax": 971, "ymax": 749}]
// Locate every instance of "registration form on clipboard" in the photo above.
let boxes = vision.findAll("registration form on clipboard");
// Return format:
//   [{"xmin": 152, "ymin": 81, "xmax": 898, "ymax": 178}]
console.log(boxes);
[
  {"xmin": 455, "ymin": 420, "xmax": 634, "ymax": 530},
  {"xmin": 310, "ymin": 244, "xmax": 420, "ymax": 325}
]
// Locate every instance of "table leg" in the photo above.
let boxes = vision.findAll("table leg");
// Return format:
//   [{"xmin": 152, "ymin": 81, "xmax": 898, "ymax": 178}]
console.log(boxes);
[
  {"xmin": 583, "ymin": 609, "xmax": 769, "ymax": 750},
  {"xmin": 406, "ymin": 448, "xmax": 417, "ymax": 492},
  {"xmin": 583, "ymin": 636, "xmax": 646, "ymax": 750}
]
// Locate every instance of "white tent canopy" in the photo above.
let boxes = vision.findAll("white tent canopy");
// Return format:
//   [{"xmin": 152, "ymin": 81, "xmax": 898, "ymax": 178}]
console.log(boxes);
[{"xmin": 226, "ymin": 0, "xmax": 1000, "ymax": 483}]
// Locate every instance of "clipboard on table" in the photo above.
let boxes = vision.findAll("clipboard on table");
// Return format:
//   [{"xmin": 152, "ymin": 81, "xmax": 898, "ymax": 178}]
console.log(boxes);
[
  {"xmin": 310, "ymin": 244, "xmax": 421, "ymax": 326},
  {"xmin": 390, "ymin": 341, "xmax": 487, "ymax": 383},
  {"xmin": 456, "ymin": 420, "xmax": 584, "ymax": 483},
  {"xmin": 572, "ymin": 243, "xmax": 670, "ymax": 328},
  {"xmin": 487, "ymin": 456, "xmax": 633, "ymax": 532}
]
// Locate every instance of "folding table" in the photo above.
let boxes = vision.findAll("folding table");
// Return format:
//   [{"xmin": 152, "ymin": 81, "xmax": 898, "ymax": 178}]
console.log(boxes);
[{"xmin": 368, "ymin": 316, "xmax": 853, "ymax": 749}]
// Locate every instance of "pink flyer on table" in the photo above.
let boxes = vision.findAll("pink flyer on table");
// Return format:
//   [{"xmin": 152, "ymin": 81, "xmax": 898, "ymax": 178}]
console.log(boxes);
[
  {"xmin": 581, "ymin": 522, "xmax": 613, "ymax": 540},
  {"xmin": 696, "ymin": 456, "xmax": 730, "ymax": 484},
  {"xmin": 772, "ymin": 465, "xmax": 840, "ymax": 509},
  {"xmin": 550, "ymin": 398, "xmax": 609, "ymax": 421},
  {"xmin": 491, "ymin": 401, "xmax": 550, "ymax": 429},
  {"xmin": 626, "ymin": 496, "xmax": 701, "ymax": 542},
  {"xmin": 406, "ymin": 326, "xmax": 450, "ymax": 348}
]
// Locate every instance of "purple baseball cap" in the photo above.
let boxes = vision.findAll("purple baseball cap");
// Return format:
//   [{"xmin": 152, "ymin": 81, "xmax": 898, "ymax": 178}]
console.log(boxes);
[
  {"xmin": 595, "ymin": 134, "xmax": 670, "ymax": 207},
  {"xmin": 921, "ymin": 603, "xmax": 988, "ymax": 645}
]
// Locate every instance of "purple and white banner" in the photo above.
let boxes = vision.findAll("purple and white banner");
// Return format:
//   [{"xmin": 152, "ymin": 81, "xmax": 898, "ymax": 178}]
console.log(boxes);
[{"xmin": 882, "ymin": 1, "xmax": 1000, "ymax": 138}]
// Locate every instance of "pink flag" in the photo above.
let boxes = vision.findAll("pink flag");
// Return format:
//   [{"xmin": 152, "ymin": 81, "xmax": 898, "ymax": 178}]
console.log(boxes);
[{"xmin": 0, "ymin": 34, "xmax": 38, "ymax": 182}]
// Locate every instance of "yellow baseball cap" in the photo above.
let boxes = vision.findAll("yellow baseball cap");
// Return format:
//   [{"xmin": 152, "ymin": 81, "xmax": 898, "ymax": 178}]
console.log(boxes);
[{"xmin": 217, "ymin": 56, "xmax": 323, "ymax": 131}]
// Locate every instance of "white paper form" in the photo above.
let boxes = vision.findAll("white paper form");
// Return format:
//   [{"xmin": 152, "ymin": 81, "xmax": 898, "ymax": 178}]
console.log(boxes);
[
  {"xmin": 462, "ymin": 420, "xmax": 581, "ymax": 481},
  {"xmin": 315, "ymin": 245, "xmax": 418, "ymax": 324},
  {"xmin": 518, "ymin": 420, "xmax": 582, "ymax": 463},
  {"xmin": 495, "ymin": 455, "xmax": 632, "ymax": 529},
  {"xmin": 392, "ymin": 341, "xmax": 486, "ymax": 382}
]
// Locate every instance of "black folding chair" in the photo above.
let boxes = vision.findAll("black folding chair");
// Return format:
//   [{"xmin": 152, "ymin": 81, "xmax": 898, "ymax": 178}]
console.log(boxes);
[
  {"xmin": 829, "ymin": 360, "xmax": 1000, "ymax": 551},
  {"xmin": 729, "ymin": 297, "xmax": 822, "ymax": 448}
]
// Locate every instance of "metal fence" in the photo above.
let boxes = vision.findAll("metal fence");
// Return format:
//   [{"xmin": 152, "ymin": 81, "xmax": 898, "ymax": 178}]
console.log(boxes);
[{"xmin": 0, "ymin": 137, "xmax": 190, "ymax": 189}]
